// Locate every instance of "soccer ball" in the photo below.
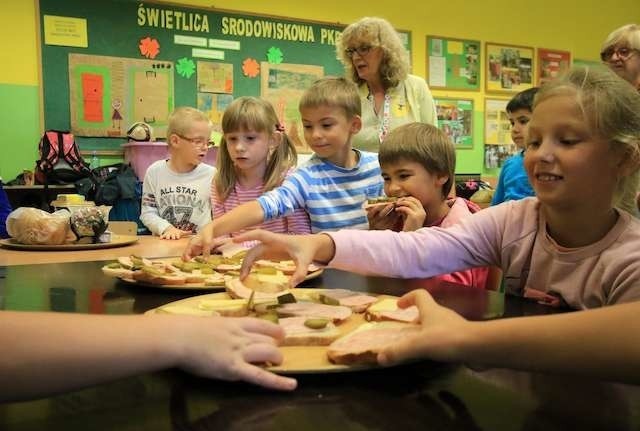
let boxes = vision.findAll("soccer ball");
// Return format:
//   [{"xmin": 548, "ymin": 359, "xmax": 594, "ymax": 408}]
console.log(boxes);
[{"xmin": 127, "ymin": 122, "xmax": 154, "ymax": 142}]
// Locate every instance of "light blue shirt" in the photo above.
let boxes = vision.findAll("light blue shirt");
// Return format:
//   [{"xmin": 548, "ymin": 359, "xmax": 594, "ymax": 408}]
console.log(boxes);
[
  {"xmin": 258, "ymin": 150, "xmax": 383, "ymax": 232},
  {"xmin": 491, "ymin": 151, "xmax": 535, "ymax": 205}
]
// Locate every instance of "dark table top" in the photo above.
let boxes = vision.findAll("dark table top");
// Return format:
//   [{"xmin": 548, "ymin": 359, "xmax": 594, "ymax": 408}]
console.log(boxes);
[{"xmin": 1, "ymin": 260, "xmax": 638, "ymax": 430}]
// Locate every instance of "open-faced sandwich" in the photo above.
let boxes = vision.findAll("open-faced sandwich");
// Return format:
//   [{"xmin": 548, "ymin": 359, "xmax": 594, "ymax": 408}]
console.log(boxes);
[{"xmin": 363, "ymin": 196, "xmax": 398, "ymax": 210}]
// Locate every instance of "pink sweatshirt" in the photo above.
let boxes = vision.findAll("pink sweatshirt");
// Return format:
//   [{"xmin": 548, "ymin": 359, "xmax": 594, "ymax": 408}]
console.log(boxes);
[{"xmin": 328, "ymin": 197, "xmax": 640, "ymax": 309}]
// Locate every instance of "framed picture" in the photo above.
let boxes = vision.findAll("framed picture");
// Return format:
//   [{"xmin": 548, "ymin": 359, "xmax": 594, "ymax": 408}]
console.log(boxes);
[
  {"xmin": 426, "ymin": 36, "xmax": 480, "ymax": 90},
  {"xmin": 485, "ymin": 42, "xmax": 534, "ymax": 94},
  {"xmin": 434, "ymin": 98, "xmax": 474, "ymax": 148},
  {"xmin": 484, "ymin": 98, "xmax": 517, "ymax": 169},
  {"xmin": 537, "ymin": 48, "xmax": 571, "ymax": 86}
]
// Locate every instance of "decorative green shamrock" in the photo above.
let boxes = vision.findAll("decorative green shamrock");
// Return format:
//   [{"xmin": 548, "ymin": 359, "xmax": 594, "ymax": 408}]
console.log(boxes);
[
  {"xmin": 176, "ymin": 57, "xmax": 196, "ymax": 78},
  {"xmin": 266, "ymin": 47, "xmax": 283, "ymax": 64}
]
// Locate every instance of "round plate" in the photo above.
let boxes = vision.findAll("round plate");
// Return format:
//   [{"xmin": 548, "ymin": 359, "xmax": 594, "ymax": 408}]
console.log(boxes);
[
  {"xmin": 108, "ymin": 257, "xmax": 324, "ymax": 291},
  {"xmin": 0, "ymin": 235, "xmax": 138, "ymax": 251},
  {"xmin": 145, "ymin": 289, "xmax": 403, "ymax": 374}
]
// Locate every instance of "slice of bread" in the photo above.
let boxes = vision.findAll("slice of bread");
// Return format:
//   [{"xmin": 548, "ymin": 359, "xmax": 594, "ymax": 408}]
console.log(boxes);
[
  {"xmin": 279, "ymin": 317, "xmax": 341, "ymax": 346},
  {"xmin": 197, "ymin": 298, "xmax": 249, "ymax": 317},
  {"xmin": 156, "ymin": 305, "xmax": 219, "ymax": 317}
]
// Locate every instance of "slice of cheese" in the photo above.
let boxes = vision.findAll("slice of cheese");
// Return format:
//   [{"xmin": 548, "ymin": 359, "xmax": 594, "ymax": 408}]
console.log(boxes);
[
  {"xmin": 198, "ymin": 299, "xmax": 248, "ymax": 311},
  {"xmin": 158, "ymin": 305, "xmax": 218, "ymax": 317},
  {"xmin": 366, "ymin": 298, "xmax": 398, "ymax": 313}
]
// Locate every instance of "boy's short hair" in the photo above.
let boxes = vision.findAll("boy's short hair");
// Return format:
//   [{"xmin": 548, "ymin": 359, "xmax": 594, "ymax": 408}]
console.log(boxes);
[
  {"xmin": 167, "ymin": 107, "xmax": 211, "ymax": 139},
  {"xmin": 379, "ymin": 123, "xmax": 456, "ymax": 199},
  {"xmin": 299, "ymin": 77, "xmax": 361, "ymax": 118},
  {"xmin": 506, "ymin": 87, "xmax": 540, "ymax": 113}
]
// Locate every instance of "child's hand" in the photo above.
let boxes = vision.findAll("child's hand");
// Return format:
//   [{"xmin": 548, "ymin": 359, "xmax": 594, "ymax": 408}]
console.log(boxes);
[
  {"xmin": 232, "ymin": 230, "xmax": 335, "ymax": 287},
  {"xmin": 378, "ymin": 289, "xmax": 471, "ymax": 366},
  {"xmin": 172, "ymin": 316, "xmax": 297, "ymax": 391},
  {"xmin": 366, "ymin": 204, "xmax": 401, "ymax": 230},
  {"xmin": 160, "ymin": 226, "xmax": 192, "ymax": 240},
  {"xmin": 394, "ymin": 197, "xmax": 427, "ymax": 232}
]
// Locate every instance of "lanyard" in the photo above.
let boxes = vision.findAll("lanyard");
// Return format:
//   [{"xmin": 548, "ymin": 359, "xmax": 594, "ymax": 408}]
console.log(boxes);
[{"xmin": 377, "ymin": 93, "xmax": 391, "ymax": 144}]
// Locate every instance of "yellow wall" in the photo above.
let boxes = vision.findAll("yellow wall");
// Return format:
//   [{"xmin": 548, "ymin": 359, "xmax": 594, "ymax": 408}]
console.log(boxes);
[{"xmin": 1, "ymin": 0, "xmax": 639, "ymax": 180}]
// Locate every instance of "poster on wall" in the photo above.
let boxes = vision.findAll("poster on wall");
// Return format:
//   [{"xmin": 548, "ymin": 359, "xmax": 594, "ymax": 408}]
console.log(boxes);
[
  {"xmin": 68, "ymin": 53, "xmax": 174, "ymax": 138},
  {"xmin": 434, "ymin": 98, "xmax": 474, "ymax": 148},
  {"xmin": 260, "ymin": 62, "xmax": 324, "ymax": 153},
  {"xmin": 537, "ymin": 48, "xmax": 571, "ymax": 86},
  {"xmin": 485, "ymin": 42, "xmax": 534, "ymax": 94},
  {"xmin": 426, "ymin": 36, "xmax": 480, "ymax": 90},
  {"xmin": 197, "ymin": 61, "xmax": 233, "ymax": 94},
  {"xmin": 484, "ymin": 98, "xmax": 516, "ymax": 169}
]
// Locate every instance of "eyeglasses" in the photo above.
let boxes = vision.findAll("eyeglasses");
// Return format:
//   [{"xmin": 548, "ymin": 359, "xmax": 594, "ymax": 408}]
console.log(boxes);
[
  {"xmin": 345, "ymin": 45, "xmax": 373, "ymax": 58},
  {"xmin": 176, "ymin": 134, "xmax": 211, "ymax": 148},
  {"xmin": 600, "ymin": 46, "xmax": 639, "ymax": 62}
]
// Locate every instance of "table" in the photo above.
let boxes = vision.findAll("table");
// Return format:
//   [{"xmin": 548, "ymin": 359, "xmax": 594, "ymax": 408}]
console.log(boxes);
[
  {"xmin": 0, "ymin": 235, "xmax": 189, "ymax": 266},
  {"xmin": 0, "ymin": 261, "xmax": 638, "ymax": 430}
]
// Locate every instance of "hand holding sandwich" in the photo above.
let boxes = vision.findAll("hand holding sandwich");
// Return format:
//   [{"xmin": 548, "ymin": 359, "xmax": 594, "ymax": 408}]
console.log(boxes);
[{"xmin": 233, "ymin": 230, "xmax": 336, "ymax": 287}]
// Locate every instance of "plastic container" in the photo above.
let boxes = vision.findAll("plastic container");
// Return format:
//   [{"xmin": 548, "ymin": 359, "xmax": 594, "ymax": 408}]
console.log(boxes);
[{"xmin": 122, "ymin": 141, "xmax": 218, "ymax": 179}]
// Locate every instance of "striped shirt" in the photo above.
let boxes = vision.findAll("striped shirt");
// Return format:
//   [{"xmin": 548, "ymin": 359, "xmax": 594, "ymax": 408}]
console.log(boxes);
[
  {"xmin": 258, "ymin": 150, "xmax": 384, "ymax": 232},
  {"xmin": 212, "ymin": 177, "xmax": 311, "ymax": 242}
]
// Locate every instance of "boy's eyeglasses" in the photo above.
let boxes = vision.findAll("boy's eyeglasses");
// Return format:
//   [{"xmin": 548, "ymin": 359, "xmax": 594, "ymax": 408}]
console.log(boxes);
[
  {"xmin": 176, "ymin": 134, "xmax": 212, "ymax": 148},
  {"xmin": 600, "ymin": 46, "xmax": 639, "ymax": 62},
  {"xmin": 345, "ymin": 45, "xmax": 373, "ymax": 58}
]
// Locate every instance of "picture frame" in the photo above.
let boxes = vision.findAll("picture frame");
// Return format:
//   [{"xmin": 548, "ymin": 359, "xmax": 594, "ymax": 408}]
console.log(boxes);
[
  {"xmin": 485, "ymin": 42, "xmax": 535, "ymax": 94},
  {"xmin": 434, "ymin": 98, "xmax": 474, "ymax": 149},
  {"xmin": 426, "ymin": 36, "xmax": 481, "ymax": 91},
  {"xmin": 537, "ymin": 48, "xmax": 571, "ymax": 86},
  {"xmin": 484, "ymin": 97, "xmax": 517, "ymax": 169}
]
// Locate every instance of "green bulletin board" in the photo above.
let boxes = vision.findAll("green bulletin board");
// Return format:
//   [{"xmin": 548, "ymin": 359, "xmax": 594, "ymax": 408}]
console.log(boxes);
[
  {"xmin": 38, "ymin": 0, "xmax": 351, "ymax": 151},
  {"xmin": 426, "ymin": 36, "xmax": 480, "ymax": 91}
]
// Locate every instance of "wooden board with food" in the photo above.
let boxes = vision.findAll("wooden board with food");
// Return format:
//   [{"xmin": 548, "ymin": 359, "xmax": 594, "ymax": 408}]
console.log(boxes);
[
  {"xmin": 101, "ymin": 254, "xmax": 324, "ymax": 290},
  {"xmin": 0, "ymin": 235, "xmax": 138, "ymax": 251},
  {"xmin": 145, "ymin": 281, "xmax": 422, "ymax": 373}
]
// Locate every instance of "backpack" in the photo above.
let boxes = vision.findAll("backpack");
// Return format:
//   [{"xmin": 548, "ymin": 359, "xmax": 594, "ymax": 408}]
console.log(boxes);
[{"xmin": 35, "ymin": 130, "xmax": 90, "ymax": 185}]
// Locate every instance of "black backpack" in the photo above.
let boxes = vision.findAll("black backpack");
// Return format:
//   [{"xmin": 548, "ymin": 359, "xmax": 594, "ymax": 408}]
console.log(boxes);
[{"xmin": 35, "ymin": 130, "xmax": 91, "ymax": 185}]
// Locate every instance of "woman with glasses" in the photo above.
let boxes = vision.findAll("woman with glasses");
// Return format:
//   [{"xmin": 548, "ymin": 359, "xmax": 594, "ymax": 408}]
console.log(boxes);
[
  {"xmin": 336, "ymin": 17, "xmax": 437, "ymax": 152},
  {"xmin": 601, "ymin": 24, "xmax": 640, "ymax": 91},
  {"xmin": 601, "ymin": 24, "xmax": 640, "ymax": 216}
]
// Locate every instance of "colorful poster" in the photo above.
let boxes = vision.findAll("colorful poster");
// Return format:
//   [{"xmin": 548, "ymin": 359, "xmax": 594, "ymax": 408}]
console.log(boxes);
[
  {"xmin": 485, "ymin": 43, "xmax": 534, "ymax": 94},
  {"xmin": 69, "ymin": 54, "xmax": 174, "ymax": 137},
  {"xmin": 197, "ymin": 61, "xmax": 233, "ymax": 93},
  {"xmin": 484, "ymin": 98, "xmax": 516, "ymax": 169},
  {"xmin": 260, "ymin": 62, "xmax": 324, "ymax": 153},
  {"xmin": 537, "ymin": 48, "xmax": 571, "ymax": 86},
  {"xmin": 197, "ymin": 92, "xmax": 234, "ymax": 135},
  {"xmin": 434, "ymin": 98, "xmax": 474, "ymax": 148},
  {"xmin": 427, "ymin": 36, "xmax": 480, "ymax": 90}
]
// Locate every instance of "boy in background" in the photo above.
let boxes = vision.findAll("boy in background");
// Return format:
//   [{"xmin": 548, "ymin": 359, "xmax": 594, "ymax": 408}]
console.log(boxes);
[
  {"xmin": 367, "ymin": 123, "xmax": 490, "ymax": 289},
  {"xmin": 184, "ymin": 77, "xmax": 383, "ymax": 258},
  {"xmin": 140, "ymin": 107, "xmax": 216, "ymax": 240},
  {"xmin": 491, "ymin": 87, "xmax": 539, "ymax": 205}
]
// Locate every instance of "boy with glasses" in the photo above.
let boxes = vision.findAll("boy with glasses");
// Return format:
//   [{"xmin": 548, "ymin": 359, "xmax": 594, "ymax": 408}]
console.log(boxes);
[{"xmin": 140, "ymin": 107, "xmax": 216, "ymax": 239}]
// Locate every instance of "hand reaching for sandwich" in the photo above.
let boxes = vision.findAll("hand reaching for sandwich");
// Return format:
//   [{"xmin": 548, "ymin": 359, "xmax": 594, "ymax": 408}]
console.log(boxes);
[
  {"xmin": 173, "ymin": 315, "xmax": 297, "ymax": 391},
  {"xmin": 233, "ymin": 230, "xmax": 336, "ymax": 287},
  {"xmin": 378, "ymin": 289, "xmax": 471, "ymax": 366}
]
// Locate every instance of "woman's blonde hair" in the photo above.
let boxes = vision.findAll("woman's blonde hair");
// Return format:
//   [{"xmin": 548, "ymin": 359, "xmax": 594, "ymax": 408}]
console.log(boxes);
[
  {"xmin": 215, "ymin": 97, "xmax": 297, "ymax": 201},
  {"xmin": 378, "ymin": 123, "xmax": 456, "ymax": 199},
  {"xmin": 336, "ymin": 17, "xmax": 409, "ymax": 89},
  {"xmin": 601, "ymin": 24, "xmax": 640, "ymax": 53},
  {"xmin": 534, "ymin": 65, "xmax": 640, "ymax": 213}
]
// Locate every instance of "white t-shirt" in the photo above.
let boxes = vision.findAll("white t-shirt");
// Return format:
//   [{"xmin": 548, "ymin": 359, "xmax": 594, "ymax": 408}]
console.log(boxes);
[{"xmin": 140, "ymin": 159, "xmax": 215, "ymax": 235}]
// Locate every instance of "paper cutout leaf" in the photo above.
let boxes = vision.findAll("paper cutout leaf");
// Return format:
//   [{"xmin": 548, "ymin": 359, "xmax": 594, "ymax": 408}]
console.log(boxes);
[
  {"xmin": 176, "ymin": 57, "xmax": 196, "ymax": 78},
  {"xmin": 242, "ymin": 58, "xmax": 260, "ymax": 78},
  {"xmin": 139, "ymin": 37, "xmax": 160, "ymax": 59},
  {"xmin": 266, "ymin": 47, "xmax": 283, "ymax": 64}
]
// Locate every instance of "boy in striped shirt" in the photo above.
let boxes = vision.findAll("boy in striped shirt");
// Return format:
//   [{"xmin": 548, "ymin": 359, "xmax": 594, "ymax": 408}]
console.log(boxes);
[{"xmin": 184, "ymin": 77, "xmax": 383, "ymax": 259}]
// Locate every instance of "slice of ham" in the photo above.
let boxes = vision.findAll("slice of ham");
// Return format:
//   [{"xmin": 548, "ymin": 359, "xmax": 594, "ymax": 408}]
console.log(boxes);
[
  {"xmin": 327, "ymin": 323, "xmax": 421, "ymax": 365},
  {"xmin": 278, "ymin": 317, "xmax": 340, "ymax": 346},
  {"xmin": 320, "ymin": 289, "xmax": 379, "ymax": 313},
  {"xmin": 375, "ymin": 306, "xmax": 419, "ymax": 323},
  {"xmin": 276, "ymin": 302, "xmax": 352, "ymax": 322}
]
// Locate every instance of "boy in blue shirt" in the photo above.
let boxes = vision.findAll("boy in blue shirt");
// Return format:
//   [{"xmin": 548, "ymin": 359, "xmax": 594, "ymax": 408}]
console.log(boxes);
[
  {"xmin": 184, "ymin": 77, "xmax": 383, "ymax": 259},
  {"xmin": 491, "ymin": 87, "xmax": 539, "ymax": 205}
]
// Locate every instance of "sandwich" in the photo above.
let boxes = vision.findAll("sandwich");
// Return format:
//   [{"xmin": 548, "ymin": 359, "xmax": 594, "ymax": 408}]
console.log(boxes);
[
  {"xmin": 364, "ymin": 298, "xmax": 419, "ymax": 323},
  {"xmin": 313, "ymin": 289, "xmax": 379, "ymax": 313},
  {"xmin": 363, "ymin": 196, "xmax": 398, "ymax": 209},
  {"xmin": 279, "ymin": 316, "xmax": 341, "ymax": 346},
  {"xmin": 327, "ymin": 321, "xmax": 421, "ymax": 365}
]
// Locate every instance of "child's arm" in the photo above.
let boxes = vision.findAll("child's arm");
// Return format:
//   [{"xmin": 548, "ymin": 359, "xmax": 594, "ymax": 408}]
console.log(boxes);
[
  {"xmin": 0, "ymin": 311, "xmax": 296, "ymax": 402},
  {"xmin": 380, "ymin": 290, "xmax": 640, "ymax": 384},
  {"xmin": 184, "ymin": 200, "xmax": 266, "ymax": 259}
]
